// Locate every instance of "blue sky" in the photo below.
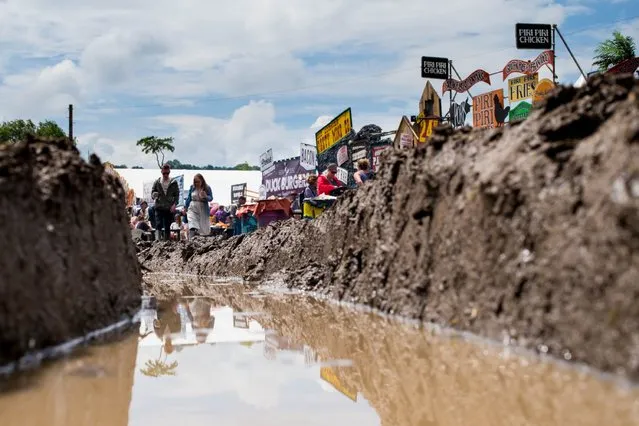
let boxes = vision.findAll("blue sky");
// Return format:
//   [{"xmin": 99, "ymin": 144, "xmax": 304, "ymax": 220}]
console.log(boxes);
[{"xmin": 0, "ymin": 0, "xmax": 636, "ymax": 168}]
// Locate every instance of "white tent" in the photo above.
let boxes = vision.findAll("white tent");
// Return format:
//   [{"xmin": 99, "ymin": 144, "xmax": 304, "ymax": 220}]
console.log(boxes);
[{"xmin": 116, "ymin": 169, "xmax": 262, "ymax": 206}]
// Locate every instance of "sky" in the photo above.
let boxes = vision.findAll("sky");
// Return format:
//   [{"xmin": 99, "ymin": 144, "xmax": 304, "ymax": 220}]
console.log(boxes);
[{"xmin": 0, "ymin": 0, "xmax": 637, "ymax": 168}]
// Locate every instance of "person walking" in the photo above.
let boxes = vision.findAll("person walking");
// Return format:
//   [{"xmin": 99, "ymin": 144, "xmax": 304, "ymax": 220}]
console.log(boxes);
[
  {"xmin": 353, "ymin": 158, "xmax": 374, "ymax": 186},
  {"xmin": 185, "ymin": 173, "xmax": 213, "ymax": 239},
  {"xmin": 151, "ymin": 163, "xmax": 180, "ymax": 241}
]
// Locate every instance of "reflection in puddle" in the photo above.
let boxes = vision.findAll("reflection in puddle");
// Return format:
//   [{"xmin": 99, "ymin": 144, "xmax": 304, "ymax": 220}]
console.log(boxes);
[{"xmin": 1, "ymin": 276, "xmax": 639, "ymax": 426}]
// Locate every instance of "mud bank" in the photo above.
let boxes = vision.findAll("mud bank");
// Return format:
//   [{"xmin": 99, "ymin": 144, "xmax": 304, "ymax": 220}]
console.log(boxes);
[
  {"xmin": 139, "ymin": 74, "xmax": 639, "ymax": 378},
  {"xmin": 0, "ymin": 136, "xmax": 141, "ymax": 366}
]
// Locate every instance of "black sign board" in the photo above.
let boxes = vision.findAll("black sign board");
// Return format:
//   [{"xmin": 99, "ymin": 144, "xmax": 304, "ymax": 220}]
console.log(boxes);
[
  {"xmin": 230, "ymin": 183, "xmax": 247, "ymax": 204},
  {"xmin": 516, "ymin": 23, "xmax": 552, "ymax": 49},
  {"xmin": 421, "ymin": 56, "xmax": 449, "ymax": 79}
]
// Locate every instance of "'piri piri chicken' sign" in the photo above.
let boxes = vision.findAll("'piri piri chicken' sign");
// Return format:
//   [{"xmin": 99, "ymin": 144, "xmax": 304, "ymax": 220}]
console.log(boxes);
[{"xmin": 473, "ymin": 89, "xmax": 509, "ymax": 129}]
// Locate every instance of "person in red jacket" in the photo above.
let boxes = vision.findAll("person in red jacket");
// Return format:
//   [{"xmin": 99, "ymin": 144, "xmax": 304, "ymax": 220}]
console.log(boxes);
[{"xmin": 317, "ymin": 163, "xmax": 344, "ymax": 195}]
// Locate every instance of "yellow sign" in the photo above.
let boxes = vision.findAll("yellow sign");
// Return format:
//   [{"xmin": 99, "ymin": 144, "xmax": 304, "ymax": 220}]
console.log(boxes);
[
  {"xmin": 508, "ymin": 73, "xmax": 538, "ymax": 102},
  {"xmin": 315, "ymin": 108, "xmax": 353, "ymax": 154},
  {"xmin": 320, "ymin": 367, "xmax": 357, "ymax": 402},
  {"xmin": 417, "ymin": 115, "xmax": 437, "ymax": 142},
  {"xmin": 532, "ymin": 78, "xmax": 555, "ymax": 105}
]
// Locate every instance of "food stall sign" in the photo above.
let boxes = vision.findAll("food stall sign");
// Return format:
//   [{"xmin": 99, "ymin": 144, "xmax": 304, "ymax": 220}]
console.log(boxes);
[
  {"xmin": 509, "ymin": 101, "xmax": 532, "ymax": 122},
  {"xmin": 532, "ymin": 78, "xmax": 555, "ymax": 105},
  {"xmin": 508, "ymin": 73, "xmax": 538, "ymax": 102},
  {"xmin": 260, "ymin": 148, "xmax": 274, "ymax": 174},
  {"xmin": 421, "ymin": 56, "xmax": 449, "ymax": 79},
  {"xmin": 300, "ymin": 143, "xmax": 317, "ymax": 171},
  {"xmin": 473, "ymin": 89, "xmax": 507, "ymax": 129},
  {"xmin": 336, "ymin": 167, "xmax": 348, "ymax": 185},
  {"xmin": 400, "ymin": 132, "xmax": 413, "ymax": 148},
  {"xmin": 515, "ymin": 23, "xmax": 552, "ymax": 49},
  {"xmin": 372, "ymin": 145, "xmax": 390, "ymax": 172},
  {"xmin": 231, "ymin": 183, "xmax": 247, "ymax": 205},
  {"xmin": 315, "ymin": 108, "xmax": 353, "ymax": 154},
  {"xmin": 336, "ymin": 145, "xmax": 348, "ymax": 166}
]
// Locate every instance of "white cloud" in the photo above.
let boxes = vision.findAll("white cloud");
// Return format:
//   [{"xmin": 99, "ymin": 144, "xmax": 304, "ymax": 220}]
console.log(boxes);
[{"xmin": 0, "ymin": 0, "xmax": 621, "ymax": 166}]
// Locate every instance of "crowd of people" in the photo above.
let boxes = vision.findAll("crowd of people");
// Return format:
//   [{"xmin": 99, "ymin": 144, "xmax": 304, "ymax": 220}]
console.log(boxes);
[{"xmin": 128, "ymin": 158, "xmax": 374, "ymax": 241}]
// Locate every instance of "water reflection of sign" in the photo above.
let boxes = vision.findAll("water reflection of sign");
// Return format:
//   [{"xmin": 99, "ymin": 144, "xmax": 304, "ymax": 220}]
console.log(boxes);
[
  {"xmin": 449, "ymin": 99, "xmax": 471, "ymax": 128},
  {"xmin": 421, "ymin": 56, "xmax": 449, "ymax": 79},
  {"xmin": 473, "ymin": 89, "xmax": 509, "ymax": 129},
  {"xmin": 300, "ymin": 143, "xmax": 317, "ymax": 171},
  {"xmin": 336, "ymin": 145, "xmax": 348, "ymax": 166},
  {"xmin": 315, "ymin": 108, "xmax": 353, "ymax": 154},
  {"xmin": 230, "ymin": 183, "xmax": 247, "ymax": 205},
  {"xmin": 372, "ymin": 145, "xmax": 390, "ymax": 172},
  {"xmin": 260, "ymin": 149, "xmax": 274, "ymax": 173},
  {"xmin": 508, "ymin": 73, "xmax": 538, "ymax": 102},
  {"xmin": 442, "ymin": 69, "xmax": 491, "ymax": 93},
  {"xmin": 320, "ymin": 367, "xmax": 357, "ymax": 402},
  {"xmin": 233, "ymin": 316, "xmax": 249, "ymax": 329},
  {"xmin": 509, "ymin": 101, "xmax": 532, "ymax": 122},
  {"xmin": 336, "ymin": 167, "xmax": 348, "ymax": 184},
  {"xmin": 532, "ymin": 78, "xmax": 555, "ymax": 105},
  {"xmin": 502, "ymin": 50, "xmax": 554, "ymax": 80},
  {"xmin": 516, "ymin": 23, "xmax": 552, "ymax": 50},
  {"xmin": 400, "ymin": 132, "xmax": 413, "ymax": 148}
]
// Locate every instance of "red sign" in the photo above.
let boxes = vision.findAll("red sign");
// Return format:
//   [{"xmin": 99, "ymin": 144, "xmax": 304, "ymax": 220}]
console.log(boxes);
[
  {"xmin": 502, "ymin": 50, "xmax": 554, "ymax": 80},
  {"xmin": 442, "ymin": 69, "xmax": 491, "ymax": 93},
  {"xmin": 372, "ymin": 145, "xmax": 390, "ymax": 172}
]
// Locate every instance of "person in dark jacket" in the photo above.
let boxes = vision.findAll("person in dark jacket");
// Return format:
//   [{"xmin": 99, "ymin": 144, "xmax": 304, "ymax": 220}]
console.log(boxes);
[{"xmin": 151, "ymin": 163, "xmax": 180, "ymax": 240}]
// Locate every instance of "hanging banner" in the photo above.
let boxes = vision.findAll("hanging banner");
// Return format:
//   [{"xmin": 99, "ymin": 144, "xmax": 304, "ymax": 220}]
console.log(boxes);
[
  {"xmin": 230, "ymin": 183, "xmax": 247, "ymax": 205},
  {"xmin": 336, "ymin": 145, "xmax": 349, "ymax": 166},
  {"xmin": 502, "ymin": 50, "xmax": 554, "ymax": 80},
  {"xmin": 300, "ymin": 143, "xmax": 317, "ymax": 171},
  {"xmin": 515, "ymin": 23, "xmax": 552, "ymax": 49},
  {"xmin": 449, "ymin": 98, "xmax": 472, "ymax": 128},
  {"xmin": 372, "ymin": 145, "xmax": 390, "ymax": 172},
  {"xmin": 442, "ymin": 69, "xmax": 491, "ymax": 93},
  {"xmin": 473, "ymin": 89, "xmax": 509, "ymax": 129},
  {"xmin": 421, "ymin": 56, "xmax": 449, "ymax": 79},
  {"xmin": 532, "ymin": 78, "xmax": 555, "ymax": 105},
  {"xmin": 142, "ymin": 181, "xmax": 155, "ymax": 204},
  {"xmin": 174, "ymin": 175, "xmax": 185, "ymax": 205},
  {"xmin": 508, "ymin": 73, "xmax": 539, "ymax": 102},
  {"xmin": 261, "ymin": 157, "xmax": 313, "ymax": 198},
  {"xmin": 260, "ymin": 148, "xmax": 274, "ymax": 174},
  {"xmin": 509, "ymin": 101, "xmax": 533, "ymax": 122},
  {"xmin": 315, "ymin": 108, "xmax": 353, "ymax": 154}
]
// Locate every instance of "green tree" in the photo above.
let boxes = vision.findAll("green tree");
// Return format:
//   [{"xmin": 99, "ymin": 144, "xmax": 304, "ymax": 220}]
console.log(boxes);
[
  {"xmin": 0, "ymin": 119, "xmax": 68, "ymax": 144},
  {"xmin": 593, "ymin": 31, "xmax": 636, "ymax": 72},
  {"xmin": 140, "ymin": 345, "xmax": 178, "ymax": 378},
  {"xmin": 136, "ymin": 136, "xmax": 175, "ymax": 169}
]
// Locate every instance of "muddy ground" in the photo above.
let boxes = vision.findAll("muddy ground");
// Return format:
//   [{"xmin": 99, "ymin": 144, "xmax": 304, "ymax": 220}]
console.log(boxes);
[
  {"xmin": 0, "ymin": 136, "xmax": 141, "ymax": 366},
  {"xmin": 139, "ymin": 74, "xmax": 639, "ymax": 378}
]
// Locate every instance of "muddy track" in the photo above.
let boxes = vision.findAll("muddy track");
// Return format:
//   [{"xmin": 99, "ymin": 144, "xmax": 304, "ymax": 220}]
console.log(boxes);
[
  {"xmin": 139, "ymin": 74, "xmax": 639, "ymax": 379},
  {"xmin": 0, "ymin": 136, "xmax": 141, "ymax": 366}
]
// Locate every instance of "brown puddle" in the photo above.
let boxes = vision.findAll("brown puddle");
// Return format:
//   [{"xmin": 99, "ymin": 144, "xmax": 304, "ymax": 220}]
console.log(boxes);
[{"xmin": 0, "ymin": 276, "xmax": 638, "ymax": 426}]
